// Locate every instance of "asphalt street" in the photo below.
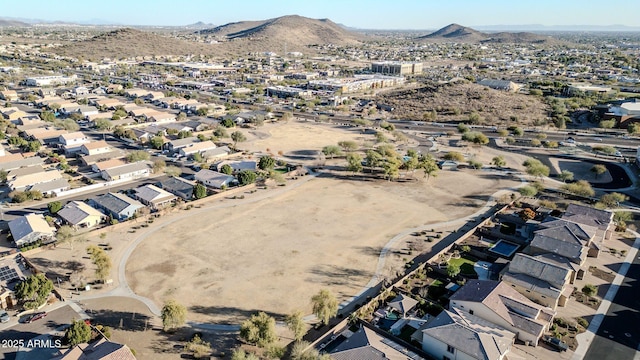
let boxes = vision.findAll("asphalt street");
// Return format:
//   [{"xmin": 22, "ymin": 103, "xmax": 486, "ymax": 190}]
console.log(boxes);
[
  {"xmin": 583, "ymin": 254, "xmax": 640, "ymax": 360},
  {"xmin": 0, "ymin": 305, "xmax": 77, "ymax": 360}
]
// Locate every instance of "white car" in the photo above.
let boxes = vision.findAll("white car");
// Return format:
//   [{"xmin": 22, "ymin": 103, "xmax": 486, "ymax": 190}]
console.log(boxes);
[{"xmin": 0, "ymin": 310, "xmax": 10, "ymax": 323}]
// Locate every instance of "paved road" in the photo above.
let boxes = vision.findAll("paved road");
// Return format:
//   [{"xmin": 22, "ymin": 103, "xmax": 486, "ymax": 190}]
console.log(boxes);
[
  {"xmin": 581, "ymin": 241, "xmax": 640, "ymax": 360},
  {"xmin": 0, "ymin": 305, "xmax": 79, "ymax": 360}
]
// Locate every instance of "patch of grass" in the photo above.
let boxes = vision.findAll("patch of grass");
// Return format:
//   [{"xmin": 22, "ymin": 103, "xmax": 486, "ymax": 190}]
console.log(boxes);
[{"xmin": 448, "ymin": 257, "xmax": 476, "ymax": 275}]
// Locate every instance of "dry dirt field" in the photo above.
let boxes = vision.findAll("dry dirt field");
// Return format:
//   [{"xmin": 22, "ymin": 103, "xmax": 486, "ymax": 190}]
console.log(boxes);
[
  {"xmin": 125, "ymin": 168, "xmax": 519, "ymax": 323},
  {"xmin": 27, "ymin": 121, "xmax": 520, "ymax": 327}
]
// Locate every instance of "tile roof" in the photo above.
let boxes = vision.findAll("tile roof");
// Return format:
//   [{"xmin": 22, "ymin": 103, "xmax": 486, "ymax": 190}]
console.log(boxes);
[
  {"xmin": 388, "ymin": 294, "xmax": 419, "ymax": 316},
  {"xmin": 450, "ymin": 280, "xmax": 554, "ymax": 339},
  {"xmin": 501, "ymin": 272, "xmax": 562, "ymax": 299},
  {"xmin": 530, "ymin": 234, "xmax": 587, "ymax": 262},
  {"xmin": 507, "ymin": 253, "xmax": 570, "ymax": 289},
  {"xmin": 58, "ymin": 201, "xmax": 105, "ymax": 226},
  {"xmin": 563, "ymin": 203, "xmax": 613, "ymax": 230},
  {"xmin": 331, "ymin": 325, "xmax": 425, "ymax": 360},
  {"xmin": 422, "ymin": 308, "xmax": 513, "ymax": 360},
  {"xmin": 133, "ymin": 184, "xmax": 175, "ymax": 204},
  {"xmin": 90, "ymin": 192, "xmax": 143, "ymax": 215},
  {"xmin": 157, "ymin": 177, "xmax": 194, "ymax": 200}
]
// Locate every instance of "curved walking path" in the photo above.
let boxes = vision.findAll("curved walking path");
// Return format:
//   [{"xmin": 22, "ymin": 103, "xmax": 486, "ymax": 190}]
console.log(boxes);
[{"xmin": 71, "ymin": 168, "xmax": 527, "ymax": 331}]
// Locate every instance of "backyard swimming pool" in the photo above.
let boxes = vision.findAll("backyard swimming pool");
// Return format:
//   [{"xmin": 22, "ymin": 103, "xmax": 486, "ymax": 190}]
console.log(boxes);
[{"xmin": 489, "ymin": 240, "xmax": 519, "ymax": 258}]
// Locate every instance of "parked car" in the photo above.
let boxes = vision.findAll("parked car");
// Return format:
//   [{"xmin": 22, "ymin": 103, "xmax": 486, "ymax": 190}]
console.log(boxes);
[
  {"xmin": 0, "ymin": 310, "xmax": 9, "ymax": 323},
  {"xmin": 24, "ymin": 312, "xmax": 47, "ymax": 323},
  {"xmin": 542, "ymin": 335, "xmax": 568, "ymax": 351}
]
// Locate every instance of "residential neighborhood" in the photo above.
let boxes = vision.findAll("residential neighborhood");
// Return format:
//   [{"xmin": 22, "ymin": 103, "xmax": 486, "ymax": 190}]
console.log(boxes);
[{"xmin": 0, "ymin": 2, "xmax": 638, "ymax": 360}]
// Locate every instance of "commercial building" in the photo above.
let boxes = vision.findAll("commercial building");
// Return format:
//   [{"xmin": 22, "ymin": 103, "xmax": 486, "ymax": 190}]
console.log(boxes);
[
  {"xmin": 25, "ymin": 75, "xmax": 77, "ymax": 87},
  {"xmin": 371, "ymin": 61, "xmax": 423, "ymax": 75}
]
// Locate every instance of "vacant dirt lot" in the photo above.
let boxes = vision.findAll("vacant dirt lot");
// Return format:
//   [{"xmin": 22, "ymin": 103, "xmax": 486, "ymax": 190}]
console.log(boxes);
[
  {"xmin": 27, "ymin": 121, "xmax": 519, "ymax": 326},
  {"xmin": 126, "ymin": 167, "xmax": 519, "ymax": 323}
]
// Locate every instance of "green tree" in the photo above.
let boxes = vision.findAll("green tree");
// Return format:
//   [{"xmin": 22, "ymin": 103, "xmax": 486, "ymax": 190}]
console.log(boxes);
[
  {"xmin": 220, "ymin": 164, "xmax": 233, "ymax": 175},
  {"xmin": 582, "ymin": 284, "xmax": 597, "ymax": 297},
  {"xmin": 196, "ymin": 107, "xmax": 209, "ymax": 116},
  {"xmin": 237, "ymin": 170, "xmax": 257, "ymax": 186},
  {"xmin": 446, "ymin": 263, "xmax": 461, "ymax": 278},
  {"xmin": 530, "ymin": 138, "xmax": 542, "ymax": 147},
  {"xmin": 468, "ymin": 112, "xmax": 481, "ymax": 124},
  {"xmin": 628, "ymin": 123, "xmax": 640, "ymax": 135},
  {"xmin": 221, "ymin": 118, "xmax": 235, "ymax": 128},
  {"xmin": 194, "ymin": 183, "xmax": 207, "ymax": 199},
  {"xmin": 56, "ymin": 225, "xmax": 76, "ymax": 248},
  {"xmin": 468, "ymin": 159, "xmax": 483, "ymax": 169},
  {"xmin": 64, "ymin": 319, "xmax": 91, "ymax": 346},
  {"xmin": 231, "ymin": 131, "xmax": 246, "ymax": 147},
  {"xmin": 14, "ymin": 274, "xmax": 53, "ymax": 309},
  {"xmin": 165, "ymin": 165, "xmax": 181, "ymax": 177},
  {"xmin": 599, "ymin": 119, "xmax": 616, "ymax": 129},
  {"xmin": 40, "ymin": 111, "xmax": 55, "ymax": 122},
  {"xmin": 590, "ymin": 164, "xmax": 607, "ymax": 179},
  {"xmin": 161, "ymin": 299, "xmax": 187, "ymax": 332},
  {"xmin": 491, "ymin": 156, "xmax": 506, "ymax": 168},
  {"xmin": 231, "ymin": 349, "xmax": 260, "ymax": 360},
  {"xmin": 418, "ymin": 154, "xmax": 438, "ymax": 180},
  {"xmin": 444, "ymin": 151, "xmax": 465, "ymax": 162},
  {"xmin": 185, "ymin": 334, "xmax": 212, "ymax": 358},
  {"xmin": 94, "ymin": 118, "xmax": 113, "ymax": 131},
  {"xmin": 286, "ymin": 310, "xmax": 307, "ymax": 342},
  {"xmin": 240, "ymin": 311, "xmax": 277, "ymax": 347},
  {"xmin": 150, "ymin": 136, "xmax": 164, "ymax": 150},
  {"xmin": 457, "ymin": 123, "xmax": 469, "ymax": 134},
  {"xmin": 364, "ymin": 149, "xmax": 382, "ymax": 170},
  {"xmin": 126, "ymin": 150, "xmax": 150, "ymax": 162},
  {"xmin": 213, "ymin": 126, "xmax": 228, "ymax": 138},
  {"xmin": 311, "ymin": 289, "xmax": 338, "ymax": 325},
  {"xmin": 346, "ymin": 153, "xmax": 363, "ymax": 174},
  {"xmin": 497, "ymin": 129, "xmax": 509, "ymax": 137},
  {"xmin": 559, "ymin": 170, "xmax": 574, "ymax": 183},
  {"xmin": 322, "ymin": 145, "xmax": 342, "ymax": 159},
  {"xmin": 561, "ymin": 180, "xmax": 595, "ymax": 197},
  {"xmin": 592, "ymin": 146, "xmax": 617, "ymax": 156},
  {"xmin": 337, "ymin": 140, "xmax": 358, "ymax": 152},
  {"xmin": 523, "ymin": 158, "xmax": 550, "ymax": 179},
  {"xmin": 47, "ymin": 201, "xmax": 63, "ymax": 214},
  {"xmin": 258, "ymin": 156, "xmax": 276, "ymax": 171},
  {"xmin": 152, "ymin": 159, "xmax": 166, "ymax": 173},
  {"xmin": 518, "ymin": 185, "xmax": 538, "ymax": 197},
  {"xmin": 511, "ymin": 127, "xmax": 524, "ymax": 136},
  {"xmin": 0, "ymin": 170, "xmax": 7, "ymax": 183},
  {"xmin": 597, "ymin": 192, "xmax": 628, "ymax": 209}
]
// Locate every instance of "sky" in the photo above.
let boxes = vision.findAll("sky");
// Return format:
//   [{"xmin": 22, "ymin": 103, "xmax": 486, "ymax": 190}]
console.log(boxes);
[{"xmin": 4, "ymin": 0, "xmax": 640, "ymax": 29}]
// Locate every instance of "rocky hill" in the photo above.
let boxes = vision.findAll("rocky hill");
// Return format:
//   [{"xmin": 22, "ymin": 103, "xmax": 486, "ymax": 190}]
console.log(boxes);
[
  {"xmin": 51, "ymin": 28, "xmax": 214, "ymax": 60},
  {"xmin": 419, "ymin": 23, "xmax": 555, "ymax": 44},
  {"xmin": 203, "ymin": 15, "xmax": 365, "ymax": 53},
  {"xmin": 420, "ymin": 23, "xmax": 486, "ymax": 42}
]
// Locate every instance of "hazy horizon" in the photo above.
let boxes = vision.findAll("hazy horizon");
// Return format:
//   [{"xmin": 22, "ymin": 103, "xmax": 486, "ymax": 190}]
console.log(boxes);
[{"xmin": 3, "ymin": 0, "xmax": 640, "ymax": 30}]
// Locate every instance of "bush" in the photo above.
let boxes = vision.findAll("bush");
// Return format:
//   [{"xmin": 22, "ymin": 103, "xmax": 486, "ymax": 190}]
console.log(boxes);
[{"xmin": 576, "ymin": 317, "xmax": 589, "ymax": 328}]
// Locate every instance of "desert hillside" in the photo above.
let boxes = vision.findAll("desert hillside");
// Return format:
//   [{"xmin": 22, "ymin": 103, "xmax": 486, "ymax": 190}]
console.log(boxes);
[
  {"xmin": 205, "ymin": 15, "xmax": 366, "ymax": 53},
  {"xmin": 418, "ymin": 23, "xmax": 557, "ymax": 44},
  {"xmin": 377, "ymin": 81, "xmax": 550, "ymax": 125},
  {"xmin": 51, "ymin": 28, "xmax": 216, "ymax": 60}
]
